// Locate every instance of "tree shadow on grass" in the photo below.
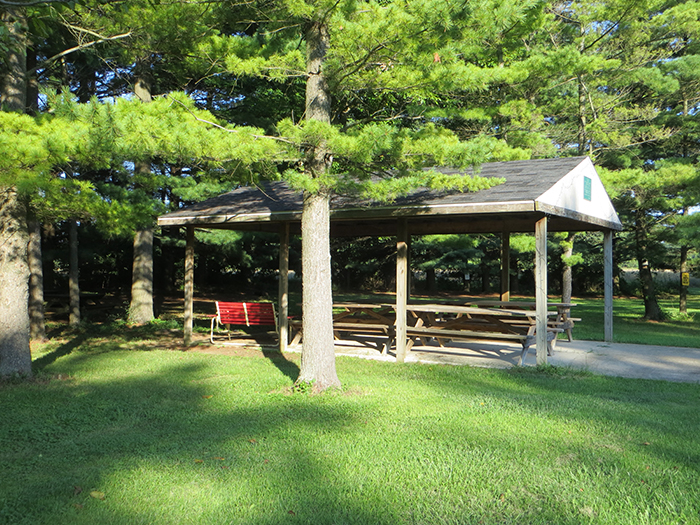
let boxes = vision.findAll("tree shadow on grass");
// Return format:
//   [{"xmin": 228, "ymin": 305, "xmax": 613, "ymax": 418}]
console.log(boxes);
[
  {"xmin": 0, "ymin": 358, "xmax": 395, "ymax": 525},
  {"xmin": 31, "ymin": 333, "xmax": 89, "ymax": 372},
  {"xmin": 262, "ymin": 348, "xmax": 300, "ymax": 383}
]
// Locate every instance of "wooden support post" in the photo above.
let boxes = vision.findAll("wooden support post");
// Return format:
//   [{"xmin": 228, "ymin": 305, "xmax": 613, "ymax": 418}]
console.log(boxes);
[
  {"xmin": 604, "ymin": 230, "xmax": 614, "ymax": 342},
  {"xmin": 500, "ymin": 231, "xmax": 510, "ymax": 302},
  {"xmin": 535, "ymin": 217, "xmax": 548, "ymax": 365},
  {"xmin": 396, "ymin": 219, "xmax": 409, "ymax": 363},
  {"xmin": 184, "ymin": 226, "xmax": 195, "ymax": 346},
  {"xmin": 278, "ymin": 222, "xmax": 290, "ymax": 352}
]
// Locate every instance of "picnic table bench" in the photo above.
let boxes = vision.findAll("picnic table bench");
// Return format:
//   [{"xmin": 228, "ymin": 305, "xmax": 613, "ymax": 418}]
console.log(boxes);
[
  {"xmin": 323, "ymin": 302, "xmax": 562, "ymax": 365},
  {"xmin": 459, "ymin": 300, "xmax": 580, "ymax": 342},
  {"xmin": 402, "ymin": 304, "xmax": 562, "ymax": 365},
  {"xmin": 210, "ymin": 301, "xmax": 278, "ymax": 344},
  {"xmin": 290, "ymin": 301, "xmax": 570, "ymax": 365}
]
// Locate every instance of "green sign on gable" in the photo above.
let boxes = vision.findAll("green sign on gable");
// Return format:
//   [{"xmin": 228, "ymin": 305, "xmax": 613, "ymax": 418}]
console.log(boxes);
[{"xmin": 583, "ymin": 176, "xmax": 592, "ymax": 201}]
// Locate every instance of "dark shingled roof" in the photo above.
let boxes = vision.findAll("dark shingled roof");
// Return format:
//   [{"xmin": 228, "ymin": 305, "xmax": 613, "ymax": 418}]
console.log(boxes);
[{"xmin": 158, "ymin": 157, "xmax": 622, "ymax": 235}]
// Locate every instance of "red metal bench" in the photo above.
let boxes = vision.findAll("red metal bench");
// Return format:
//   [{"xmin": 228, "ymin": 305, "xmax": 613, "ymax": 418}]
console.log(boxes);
[{"xmin": 210, "ymin": 301, "xmax": 278, "ymax": 343}]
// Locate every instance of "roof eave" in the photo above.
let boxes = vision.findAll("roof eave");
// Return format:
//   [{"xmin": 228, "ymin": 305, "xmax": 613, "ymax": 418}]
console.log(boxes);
[{"xmin": 536, "ymin": 202, "xmax": 623, "ymax": 231}]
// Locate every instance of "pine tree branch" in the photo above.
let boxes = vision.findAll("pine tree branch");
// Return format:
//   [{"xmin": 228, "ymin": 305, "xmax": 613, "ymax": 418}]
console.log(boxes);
[
  {"xmin": 28, "ymin": 31, "xmax": 132, "ymax": 75},
  {"xmin": 0, "ymin": 0, "xmax": 65, "ymax": 5},
  {"xmin": 165, "ymin": 95, "xmax": 298, "ymax": 145}
]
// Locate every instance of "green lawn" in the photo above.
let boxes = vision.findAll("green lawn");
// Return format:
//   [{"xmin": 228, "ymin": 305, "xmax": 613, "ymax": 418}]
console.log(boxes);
[
  {"xmin": 2, "ymin": 330, "xmax": 700, "ymax": 524},
  {"xmin": 572, "ymin": 294, "xmax": 700, "ymax": 347}
]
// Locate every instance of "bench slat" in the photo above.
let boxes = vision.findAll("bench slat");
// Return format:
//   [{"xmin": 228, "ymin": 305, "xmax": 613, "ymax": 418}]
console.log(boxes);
[{"xmin": 407, "ymin": 326, "xmax": 529, "ymax": 342}]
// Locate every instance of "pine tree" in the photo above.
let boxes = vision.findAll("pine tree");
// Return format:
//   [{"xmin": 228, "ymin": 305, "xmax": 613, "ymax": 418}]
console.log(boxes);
[{"xmin": 214, "ymin": 0, "xmax": 532, "ymax": 390}]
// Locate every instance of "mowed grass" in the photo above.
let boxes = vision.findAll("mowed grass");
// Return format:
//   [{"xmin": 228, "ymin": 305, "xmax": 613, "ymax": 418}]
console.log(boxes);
[
  {"xmin": 2, "ymin": 333, "xmax": 700, "ymax": 524},
  {"xmin": 572, "ymin": 294, "xmax": 700, "ymax": 347}
]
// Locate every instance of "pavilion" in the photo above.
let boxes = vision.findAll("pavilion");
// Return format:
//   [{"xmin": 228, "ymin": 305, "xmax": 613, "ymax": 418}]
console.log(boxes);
[{"xmin": 158, "ymin": 156, "xmax": 623, "ymax": 364}]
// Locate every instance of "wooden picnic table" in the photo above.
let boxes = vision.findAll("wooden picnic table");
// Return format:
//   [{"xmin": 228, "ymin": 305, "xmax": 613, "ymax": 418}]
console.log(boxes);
[
  {"xmin": 290, "ymin": 303, "xmax": 397, "ymax": 349},
  {"xmin": 428, "ymin": 299, "xmax": 579, "ymax": 342},
  {"xmin": 330, "ymin": 303, "xmax": 397, "ymax": 353},
  {"xmin": 329, "ymin": 302, "xmax": 562, "ymax": 365},
  {"xmin": 400, "ymin": 304, "xmax": 560, "ymax": 365},
  {"xmin": 458, "ymin": 300, "xmax": 579, "ymax": 341}
]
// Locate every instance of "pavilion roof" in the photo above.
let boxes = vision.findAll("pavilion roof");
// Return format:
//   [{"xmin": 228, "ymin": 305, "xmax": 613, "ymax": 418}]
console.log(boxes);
[{"xmin": 158, "ymin": 156, "xmax": 622, "ymax": 235}]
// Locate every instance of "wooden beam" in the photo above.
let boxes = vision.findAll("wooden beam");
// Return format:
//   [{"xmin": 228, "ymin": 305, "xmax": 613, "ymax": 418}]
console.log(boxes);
[
  {"xmin": 535, "ymin": 217, "xmax": 548, "ymax": 365},
  {"xmin": 395, "ymin": 218, "xmax": 409, "ymax": 363},
  {"xmin": 184, "ymin": 226, "xmax": 195, "ymax": 346},
  {"xmin": 278, "ymin": 222, "xmax": 290, "ymax": 352},
  {"xmin": 500, "ymin": 231, "xmax": 510, "ymax": 302},
  {"xmin": 604, "ymin": 230, "xmax": 614, "ymax": 342}
]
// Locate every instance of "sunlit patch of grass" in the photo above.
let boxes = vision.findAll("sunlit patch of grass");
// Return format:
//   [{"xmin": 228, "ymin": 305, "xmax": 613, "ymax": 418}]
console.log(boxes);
[{"xmin": 2, "ymin": 342, "xmax": 700, "ymax": 524}]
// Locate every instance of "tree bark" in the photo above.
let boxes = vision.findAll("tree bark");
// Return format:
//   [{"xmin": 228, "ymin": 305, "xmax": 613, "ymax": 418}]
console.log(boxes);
[
  {"xmin": 128, "ymin": 228, "xmax": 155, "ymax": 324},
  {"xmin": 561, "ymin": 232, "xmax": 575, "ymax": 304},
  {"xmin": 1, "ymin": 7, "xmax": 27, "ymax": 112},
  {"xmin": 27, "ymin": 215, "xmax": 46, "ymax": 341},
  {"xmin": 426, "ymin": 267, "xmax": 436, "ymax": 294},
  {"xmin": 69, "ymin": 219, "xmax": 80, "ymax": 327},
  {"xmin": 480, "ymin": 259, "xmax": 489, "ymax": 294},
  {"xmin": 128, "ymin": 64, "xmax": 155, "ymax": 323},
  {"xmin": 680, "ymin": 244, "xmax": 688, "ymax": 315},
  {"xmin": 0, "ymin": 7, "xmax": 32, "ymax": 376},
  {"xmin": 0, "ymin": 188, "xmax": 31, "ymax": 377},
  {"xmin": 298, "ymin": 190, "xmax": 338, "ymax": 390},
  {"xmin": 635, "ymin": 210, "xmax": 663, "ymax": 320},
  {"xmin": 296, "ymin": 18, "xmax": 340, "ymax": 391}
]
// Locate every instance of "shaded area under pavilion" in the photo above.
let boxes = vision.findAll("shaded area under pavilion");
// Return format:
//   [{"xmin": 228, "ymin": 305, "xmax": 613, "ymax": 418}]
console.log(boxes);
[{"xmin": 158, "ymin": 156, "xmax": 623, "ymax": 364}]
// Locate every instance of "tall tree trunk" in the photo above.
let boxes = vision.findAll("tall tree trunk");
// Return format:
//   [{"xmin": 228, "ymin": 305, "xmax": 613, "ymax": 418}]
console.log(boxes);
[
  {"xmin": 0, "ymin": 7, "xmax": 32, "ymax": 376},
  {"xmin": 561, "ymin": 232, "xmax": 576, "ymax": 304},
  {"xmin": 26, "ymin": 45, "xmax": 39, "ymax": 115},
  {"xmin": 69, "ymin": 219, "xmax": 80, "ymax": 327},
  {"xmin": 162, "ymin": 228, "xmax": 177, "ymax": 295},
  {"xmin": 27, "ymin": 215, "xmax": 46, "ymax": 341},
  {"xmin": 577, "ymin": 74, "xmax": 587, "ymax": 156},
  {"xmin": 635, "ymin": 210, "xmax": 663, "ymax": 320},
  {"xmin": 480, "ymin": 259, "xmax": 489, "ymax": 294},
  {"xmin": 426, "ymin": 267, "xmax": 436, "ymax": 294},
  {"xmin": 127, "ymin": 64, "xmax": 155, "ymax": 323},
  {"xmin": 296, "ymin": 19, "xmax": 340, "ymax": 391},
  {"xmin": 680, "ymin": 244, "xmax": 689, "ymax": 315},
  {"xmin": 0, "ymin": 189, "xmax": 31, "ymax": 376},
  {"xmin": 1, "ymin": 7, "xmax": 27, "ymax": 111},
  {"xmin": 128, "ymin": 229, "xmax": 155, "ymax": 324}
]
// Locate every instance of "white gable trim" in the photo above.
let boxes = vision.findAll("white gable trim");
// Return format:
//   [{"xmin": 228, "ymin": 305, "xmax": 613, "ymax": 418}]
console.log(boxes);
[{"xmin": 536, "ymin": 157, "xmax": 621, "ymax": 228}]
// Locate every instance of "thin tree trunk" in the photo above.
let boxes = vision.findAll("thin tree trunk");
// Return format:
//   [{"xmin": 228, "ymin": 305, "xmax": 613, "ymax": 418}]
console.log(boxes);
[
  {"xmin": 635, "ymin": 211, "xmax": 663, "ymax": 320},
  {"xmin": 27, "ymin": 215, "xmax": 46, "ymax": 341},
  {"xmin": 680, "ymin": 244, "xmax": 689, "ymax": 315},
  {"xmin": 69, "ymin": 219, "xmax": 80, "ymax": 327},
  {"xmin": 426, "ymin": 267, "xmax": 436, "ymax": 294},
  {"xmin": 639, "ymin": 258, "xmax": 663, "ymax": 320},
  {"xmin": 561, "ymin": 232, "xmax": 575, "ymax": 304},
  {"xmin": 163, "ymin": 228, "xmax": 177, "ymax": 295},
  {"xmin": 296, "ymin": 18, "xmax": 340, "ymax": 391},
  {"xmin": 0, "ymin": 188, "xmax": 31, "ymax": 376},
  {"xmin": 128, "ymin": 228, "xmax": 155, "ymax": 324}
]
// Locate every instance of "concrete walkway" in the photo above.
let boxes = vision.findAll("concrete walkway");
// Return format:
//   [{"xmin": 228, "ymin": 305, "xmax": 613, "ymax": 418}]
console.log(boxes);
[{"xmin": 325, "ymin": 338, "xmax": 700, "ymax": 383}]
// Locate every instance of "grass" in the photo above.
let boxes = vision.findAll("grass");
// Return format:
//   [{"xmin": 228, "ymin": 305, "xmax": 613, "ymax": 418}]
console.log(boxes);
[
  {"xmin": 2, "ymin": 326, "xmax": 700, "ymax": 524},
  {"xmin": 572, "ymin": 293, "xmax": 700, "ymax": 347}
]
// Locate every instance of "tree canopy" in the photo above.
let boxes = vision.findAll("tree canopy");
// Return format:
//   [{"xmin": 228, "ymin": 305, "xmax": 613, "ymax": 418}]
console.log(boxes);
[{"xmin": 2, "ymin": 0, "xmax": 700, "ymax": 381}]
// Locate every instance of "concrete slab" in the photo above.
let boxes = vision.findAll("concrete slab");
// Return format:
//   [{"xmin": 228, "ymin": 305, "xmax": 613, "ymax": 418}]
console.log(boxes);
[{"xmin": 322, "ymin": 337, "xmax": 700, "ymax": 383}]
